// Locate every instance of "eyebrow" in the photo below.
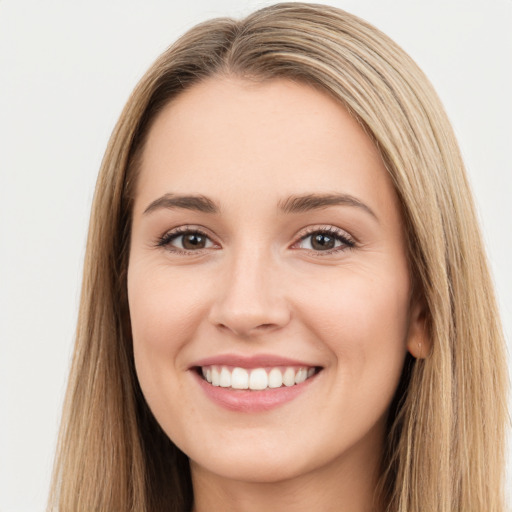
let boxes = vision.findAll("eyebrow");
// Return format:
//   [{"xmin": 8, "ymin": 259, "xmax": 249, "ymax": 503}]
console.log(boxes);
[
  {"xmin": 143, "ymin": 192, "xmax": 377, "ymax": 221},
  {"xmin": 278, "ymin": 193, "xmax": 378, "ymax": 220},
  {"xmin": 143, "ymin": 194, "xmax": 219, "ymax": 215}
]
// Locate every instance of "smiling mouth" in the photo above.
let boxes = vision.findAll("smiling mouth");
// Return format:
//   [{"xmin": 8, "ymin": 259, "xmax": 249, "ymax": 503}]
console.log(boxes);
[{"xmin": 197, "ymin": 365, "xmax": 321, "ymax": 391}]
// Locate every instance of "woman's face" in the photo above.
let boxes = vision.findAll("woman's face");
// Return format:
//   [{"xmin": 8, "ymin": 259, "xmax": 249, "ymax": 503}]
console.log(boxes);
[{"xmin": 128, "ymin": 77, "xmax": 425, "ymax": 484}]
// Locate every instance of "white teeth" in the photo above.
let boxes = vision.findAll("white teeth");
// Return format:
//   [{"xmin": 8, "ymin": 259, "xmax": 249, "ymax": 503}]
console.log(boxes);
[
  {"xmin": 249, "ymin": 368, "xmax": 268, "ymax": 390},
  {"xmin": 231, "ymin": 367, "xmax": 249, "ymax": 389},
  {"xmin": 219, "ymin": 367, "xmax": 231, "ymax": 387},
  {"xmin": 295, "ymin": 368, "xmax": 308, "ymax": 384},
  {"xmin": 268, "ymin": 368, "xmax": 283, "ymax": 388},
  {"xmin": 283, "ymin": 367, "xmax": 296, "ymax": 387},
  {"xmin": 202, "ymin": 365, "xmax": 317, "ymax": 390}
]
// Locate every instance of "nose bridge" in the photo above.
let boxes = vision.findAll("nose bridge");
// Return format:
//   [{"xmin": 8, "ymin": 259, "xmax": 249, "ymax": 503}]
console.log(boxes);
[{"xmin": 209, "ymin": 240, "xmax": 290, "ymax": 336}]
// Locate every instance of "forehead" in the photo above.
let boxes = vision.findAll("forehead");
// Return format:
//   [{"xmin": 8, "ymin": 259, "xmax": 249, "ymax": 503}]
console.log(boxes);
[{"xmin": 135, "ymin": 76, "xmax": 399, "ymax": 223}]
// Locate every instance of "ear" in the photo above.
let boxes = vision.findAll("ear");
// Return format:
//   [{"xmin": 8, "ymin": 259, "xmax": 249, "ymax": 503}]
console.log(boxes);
[{"xmin": 406, "ymin": 297, "xmax": 430, "ymax": 359}]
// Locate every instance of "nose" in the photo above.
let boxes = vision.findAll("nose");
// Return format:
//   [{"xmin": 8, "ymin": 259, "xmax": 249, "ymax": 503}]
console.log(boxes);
[{"xmin": 208, "ymin": 247, "xmax": 291, "ymax": 338}]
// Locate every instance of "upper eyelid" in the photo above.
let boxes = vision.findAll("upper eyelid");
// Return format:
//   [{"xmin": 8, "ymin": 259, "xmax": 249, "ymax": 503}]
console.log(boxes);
[
  {"xmin": 294, "ymin": 224, "xmax": 355, "ymax": 241},
  {"xmin": 161, "ymin": 225, "xmax": 215, "ymax": 239}
]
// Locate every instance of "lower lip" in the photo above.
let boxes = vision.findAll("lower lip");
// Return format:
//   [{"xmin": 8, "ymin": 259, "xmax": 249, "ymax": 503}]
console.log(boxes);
[{"xmin": 192, "ymin": 370, "xmax": 317, "ymax": 412}]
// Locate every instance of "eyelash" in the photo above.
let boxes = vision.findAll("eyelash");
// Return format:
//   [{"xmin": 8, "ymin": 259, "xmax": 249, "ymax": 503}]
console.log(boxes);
[
  {"xmin": 156, "ymin": 226, "xmax": 215, "ymax": 255},
  {"xmin": 294, "ymin": 226, "xmax": 356, "ymax": 255},
  {"xmin": 156, "ymin": 225, "xmax": 356, "ymax": 255}
]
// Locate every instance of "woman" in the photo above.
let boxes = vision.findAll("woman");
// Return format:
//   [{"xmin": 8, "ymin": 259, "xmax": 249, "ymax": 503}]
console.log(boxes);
[{"xmin": 48, "ymin": 3, "xmax": 508, "ymax": 511}]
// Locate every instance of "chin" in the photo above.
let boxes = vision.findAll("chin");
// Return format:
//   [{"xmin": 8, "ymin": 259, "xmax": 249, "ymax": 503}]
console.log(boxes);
[{"xmin": 190, "ymin": 449, "xmax": 313, "ymax": 484}]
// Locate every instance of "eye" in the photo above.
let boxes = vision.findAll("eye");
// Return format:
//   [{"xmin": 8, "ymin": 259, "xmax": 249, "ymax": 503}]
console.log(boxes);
[
  {"xmin": 294, "ymin": 227, "xmax": 355, "ymax": 252},
  {"xmin": 157, "ymin": 228, "xmax": 216, "ymax": 252}
]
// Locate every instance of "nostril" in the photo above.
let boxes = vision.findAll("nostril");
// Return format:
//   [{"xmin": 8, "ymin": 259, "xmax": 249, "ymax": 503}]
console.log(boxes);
[{"xmin": 213, "ymin": 321, "xmax": 282, "ymax": 337}]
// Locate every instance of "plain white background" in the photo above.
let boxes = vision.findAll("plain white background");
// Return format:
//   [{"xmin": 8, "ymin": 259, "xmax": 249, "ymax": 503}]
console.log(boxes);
[{"xmin": 0, "ymin": 1, "xmax": 510, "ymax": 510}]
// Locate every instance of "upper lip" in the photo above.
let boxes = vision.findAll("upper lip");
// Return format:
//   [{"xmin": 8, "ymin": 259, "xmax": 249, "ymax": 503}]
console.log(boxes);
[{"xmin": 190, "ymin": 354, "xmax": 320, "ymax": 369}]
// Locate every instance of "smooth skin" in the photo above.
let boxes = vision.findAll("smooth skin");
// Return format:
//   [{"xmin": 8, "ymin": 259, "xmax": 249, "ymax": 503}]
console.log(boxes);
[{"xmin": 127, "ymin": 76, "xmax": 427, "ymax": 512}]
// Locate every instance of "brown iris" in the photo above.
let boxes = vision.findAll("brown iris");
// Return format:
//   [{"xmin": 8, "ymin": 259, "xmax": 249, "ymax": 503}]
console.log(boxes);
[
  {"xmin": 310, "ymin": 233, "xmax": 336, "ymax": 250},
  {"xmin": 182, "ymin": 233, "xmax": 208, "ymax": 250}
]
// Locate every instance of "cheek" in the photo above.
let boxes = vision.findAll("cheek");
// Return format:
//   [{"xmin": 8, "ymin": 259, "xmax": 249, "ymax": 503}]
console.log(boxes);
[
  {"xmin": 129, "ymin": 265, "xmax": 205, "ymax": 351},
  {"xmin": 298, "ymin": 266, "xmax": 410, "ymax": 391},
  {"xmin": 127, "ymin": 265, "xmax": 208, "ymax": 407}
]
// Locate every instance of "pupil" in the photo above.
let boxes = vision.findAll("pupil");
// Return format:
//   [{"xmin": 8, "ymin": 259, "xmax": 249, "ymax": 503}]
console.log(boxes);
[
  {"xmin": 183, "ymin": 233, "xmax": 205, "ymax": 250},
  {"xmin": 312, "ymin": 233, "xmax": 335, "ymax": 250}
]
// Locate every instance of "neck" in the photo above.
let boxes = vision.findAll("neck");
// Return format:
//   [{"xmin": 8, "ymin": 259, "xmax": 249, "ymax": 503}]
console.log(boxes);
[{"xmin": 190, "ymin": 429, "xmax": 385, "ymax": 512}]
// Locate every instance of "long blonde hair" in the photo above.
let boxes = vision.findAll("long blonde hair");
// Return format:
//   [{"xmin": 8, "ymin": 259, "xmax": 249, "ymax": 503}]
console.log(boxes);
[{"xmin": 48, "ymin": 3, "xmax": 508, "ymax": 511}]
